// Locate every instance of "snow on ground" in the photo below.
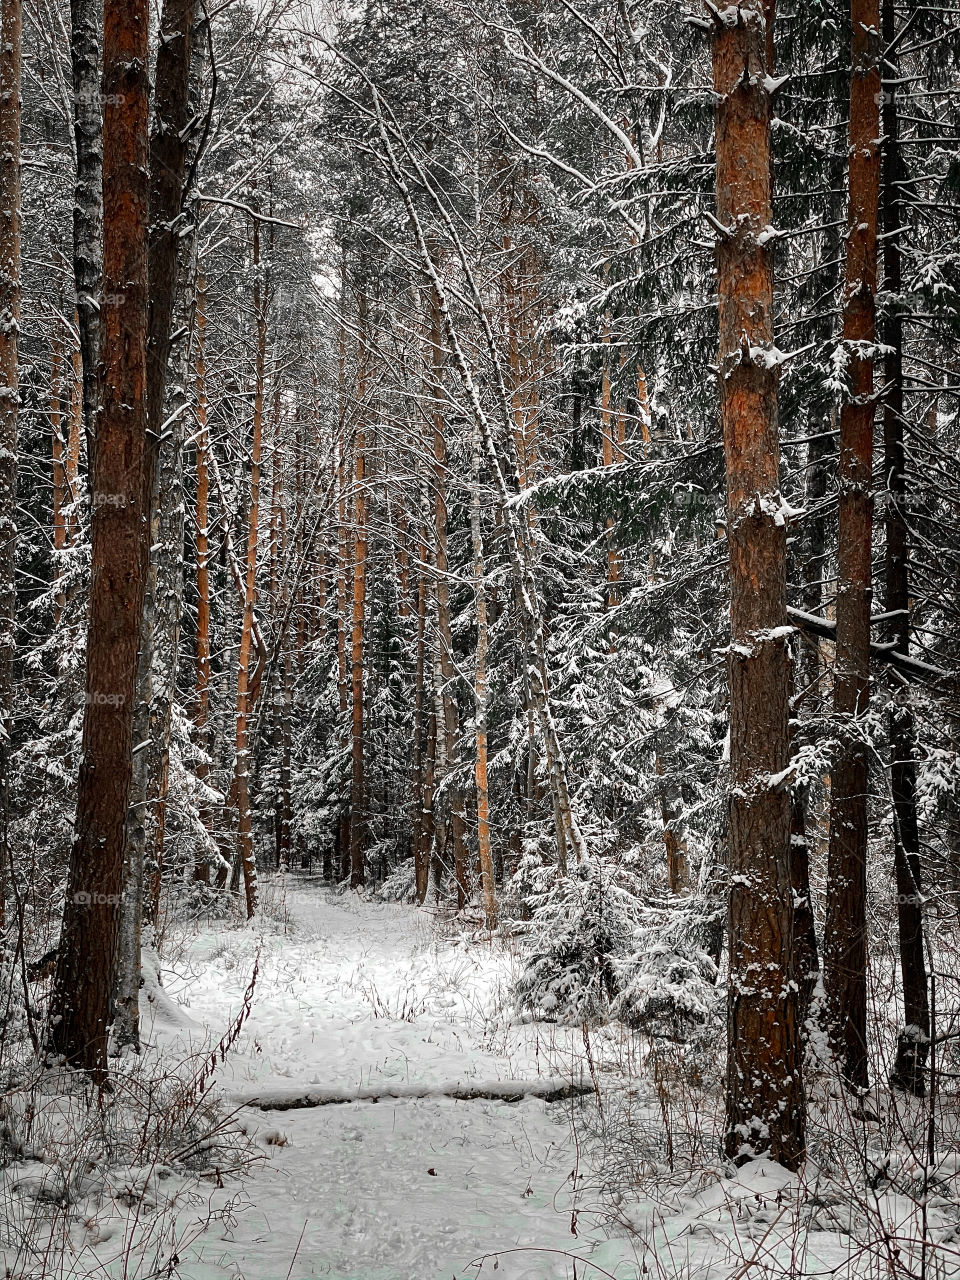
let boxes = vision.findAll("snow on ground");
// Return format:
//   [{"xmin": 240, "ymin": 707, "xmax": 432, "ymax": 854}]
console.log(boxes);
[
  {"xmin": 147, "ymin": 880, "xmax": 633, "ymax": 1280},
  {"xmin": 59, "ymin": 878, "xmax": 953, "ymax": 1280}
]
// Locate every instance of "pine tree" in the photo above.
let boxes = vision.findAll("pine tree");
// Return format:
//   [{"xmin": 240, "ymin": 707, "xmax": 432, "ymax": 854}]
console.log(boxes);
[
  {"xmin": 48, "ymin": 0, "xmax": 151, "ymax": 1075},
  {"xmin": 711, "ymin": 0, "xmax": 804, "ymax": 1170}
]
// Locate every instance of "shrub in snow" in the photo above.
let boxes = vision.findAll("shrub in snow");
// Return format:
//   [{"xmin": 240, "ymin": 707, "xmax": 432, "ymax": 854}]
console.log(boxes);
[
  {"xmin": 374, "ymin": 862, "xmax": 419, "ymax": 904},
  {"xmin": 512, "ymin": 854, "xmax": 644, "ymax": 1023},
  {"xmin": 513, "ymin": 853, "xmax": 723, "ymax": 1038},
  {"xmin": 614, "ymin": 939, "xmax": 719, "ymax": 1039}
]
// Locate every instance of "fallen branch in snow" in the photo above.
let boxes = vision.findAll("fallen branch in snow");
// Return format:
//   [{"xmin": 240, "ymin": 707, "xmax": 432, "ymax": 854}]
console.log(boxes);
[{"xmin": 234, "ymin": 1077, "xmax": 594, "ymax": 1112}]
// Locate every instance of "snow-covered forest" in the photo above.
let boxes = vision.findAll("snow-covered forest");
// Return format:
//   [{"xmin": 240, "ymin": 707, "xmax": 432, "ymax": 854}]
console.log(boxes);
[{"xmin": 0, "ymin": 0, "xmax": 959, "ymax": 1274}]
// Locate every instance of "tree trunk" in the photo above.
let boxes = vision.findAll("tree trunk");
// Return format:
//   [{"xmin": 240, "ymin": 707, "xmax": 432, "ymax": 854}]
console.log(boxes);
[
  {"xmin": 471, "ymin": 426, "xmax": 496, "ymax": 930},
  {"xmin": 0, "ymin": 0, "xmax": 21, "ymax": 930},
  {"xmin": 348, "ymin": 292, "xmax": 368, "ymax": 890},
  {"xmin": 50, "ymin": 331, "xmax": 69, "ymax": 624},
  {"xmin": 193, "ymin": 274, "xmax": 213, "ymax": 883},
  {"xmin": 335, "ymin": 444, "xmax": 351, "ymax": 881},
  {"xmin": 335, "ymin": 266, "xmax": 352, "ymax": 880},
  {"xmin": 713, "ymin": 2, "xmax": 804, "ymax": 1170},
  {"xmin": 429, "ymin": 290, "xmax": 469, "ymax": 908},
  {"xmin": 881, "ymin": 0, "xmax": 929, "ymax": 1096},
  {"xmin": 66, "ymin": 316, "xmax": 83, "ymax": 546},
  {"xmin": 232, "ymin": 220, "xmax": 266, "ymax": 919},
  {"xmin": 790, "ymin": 714, "xmax": 820, "ymax": 1029},
  {"xmin": 655, "ymin": 750, "xmax": 689, "ymax": 895},
  {"xmin": 143, "ymin": 247, "xmax": 196, "ymax": 928},
  {"xmin": 600, "ymin": 308, "xmax": 620, "ymax": 606},
  {"xmin": 115, "ymin": 0, "xmax": 198, "ymax": 1051},
  {"xmin": 271, "ymin": 434, "xmax": 293, "ymax": 871},
  {"xmin": 411, "ymin": 551, "xmax": 432, "ymax": 904},
  {"xmin": 68, "ymin": 0, "xmax": 103, "ymax": 458},
  {"xmin": 48, "ymin": 0, "xmax": 150, "ymax": 1077},
  {"xmin": 823, "ymin": 0, "xmax": 881, "ymax": 1095},
  {"xmin": 793, "ymin": 424, "xmax": 831, "ymax": 1030}
]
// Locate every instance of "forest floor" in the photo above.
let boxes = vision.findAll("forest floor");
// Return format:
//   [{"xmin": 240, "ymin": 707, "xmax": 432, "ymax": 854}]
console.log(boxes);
[
  {"xmin": 21, "ymin": 880, "xmax": 958, "ymax": 1279},
  {"xmin": 152, "ymin": 879, "xmax": 630, "ymax": 1280}
]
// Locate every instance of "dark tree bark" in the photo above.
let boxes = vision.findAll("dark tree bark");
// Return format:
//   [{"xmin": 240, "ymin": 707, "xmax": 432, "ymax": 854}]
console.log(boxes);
[
  {"xmin": 0, "ymin": 0, "xmax": 22, "ymax": 926},
  {"xmin": 115, "ymin": 0, "xmax": 199, "ymax": 1052},
  {"xmin": 48, "ymin": 0, "xmax": 150, "ymax": 1077},
  {"xmin": 759, "ymin": 0, "xmax": 820, "ymax": 1031},
  {"xmin": 823, "ymin": 0, "xmax": 881, "ymax": 1095},
  {"xmin": 334, "ymin": 299, "xmax": 351, "ymax": 882},
  {"xmin": 881, "ymin": 0, "xmax": 929, "ymax": 1097},
  {"xmin": 713, "ymin": 2, "xmax": 804, "ymax": 1170},
  {"xmin": 192, "ymin": 272, "xmax": 213, "ymax": 884},
  {"xmin": 429, "ymin": 291, "xmax": 469, "ymax": 908},
  {"xmin": 232, "ymin": 219, "xmax": 266, "ymax": 919},
  {"xmin": 68, "ymin": 0, "xmax": 103, "ymax": 456},
  {"xmin": 411, "ymin": 551, "xmax": 432, "ymax": 904},
  {"xmin": 143, "ymin": 240, "xmax": 197, "ymax": 923},
  {"xmin": 348, "ymin": 291, "xmax": 368, "ymax": 890}
]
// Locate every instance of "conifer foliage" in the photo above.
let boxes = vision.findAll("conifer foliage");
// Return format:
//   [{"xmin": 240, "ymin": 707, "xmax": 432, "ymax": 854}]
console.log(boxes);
[{"xmin": 0, "ymin": 0, "xmax": 958, "ymax": 1213}]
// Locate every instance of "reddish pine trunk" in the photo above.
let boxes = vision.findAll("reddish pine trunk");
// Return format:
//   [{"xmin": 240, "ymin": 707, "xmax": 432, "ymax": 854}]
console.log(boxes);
[
  {"xmin": 48, "ymin": 0, "xmax": 150, "ymax": 1076},
  {"xmin": 713, "ymin": 3, "xmax": 804, "ymax": 1169},
  {"xmin": 823, "ymin": 0, "xmax": 881, "ymax": 1094},
  {"xmin": 471, "ymin": 429, "xmax": 496, "ymax": 929}
]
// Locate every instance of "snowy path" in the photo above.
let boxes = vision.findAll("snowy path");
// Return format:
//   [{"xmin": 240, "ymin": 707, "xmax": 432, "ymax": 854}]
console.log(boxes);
[{"xmin": 154, "ymin": 883, "xmax": 627, "ymax": 1280}]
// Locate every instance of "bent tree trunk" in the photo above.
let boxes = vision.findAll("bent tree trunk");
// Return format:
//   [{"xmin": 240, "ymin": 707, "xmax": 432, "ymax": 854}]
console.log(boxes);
[
  {"xmin": 713, "ymin": 2, "xmax": 804, "ymax": 1170},
  {"xmin": 48, "ymin": 0, "xmax": 150, "ymax": 1076},
  {"xmin": 823, "ymin": 0, "xmax": 881, "ymax": 1095}
]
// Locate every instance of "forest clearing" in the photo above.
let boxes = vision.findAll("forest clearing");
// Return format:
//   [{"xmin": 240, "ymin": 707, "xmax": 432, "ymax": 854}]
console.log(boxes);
[{"xmin": 0, "ymin": 0, "xmax": 959, "ymax": 1275}]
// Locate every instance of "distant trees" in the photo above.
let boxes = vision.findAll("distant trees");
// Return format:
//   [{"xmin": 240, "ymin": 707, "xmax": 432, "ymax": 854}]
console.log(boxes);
[{"xmin": 0, "ymin": 0, "xmax": 954, "ymax": 1134}]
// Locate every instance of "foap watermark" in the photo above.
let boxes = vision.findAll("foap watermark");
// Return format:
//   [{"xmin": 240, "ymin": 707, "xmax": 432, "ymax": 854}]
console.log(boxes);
[
  {"xmin": 91, "ymin": 491, "xmax": 128, "ymax": 508},
  {"xmin": 72, "ymin": 891, "xmax": 124, "ymax": 906},
  {"xmin": 668, "ymin": 487, "xmax": 720, "ymax": 514},
  {"xmin": 79, "ymin": 289, "xmax": 127, "ymax": 309},
  {"xmin": 75, "ymin": 689, "xmax": 126, "ymax": 708},
  {"xmin": 71, "ymin": 91, "xmax": 126, "ymax": 107}
]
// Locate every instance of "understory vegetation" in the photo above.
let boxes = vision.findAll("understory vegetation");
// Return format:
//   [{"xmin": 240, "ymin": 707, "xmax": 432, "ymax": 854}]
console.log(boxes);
[{"xmin": 0, "ymin": 0, "xmax": 958, "ymax": 1274}]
